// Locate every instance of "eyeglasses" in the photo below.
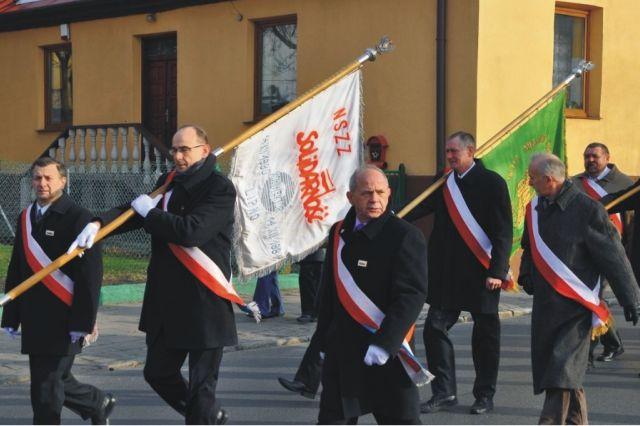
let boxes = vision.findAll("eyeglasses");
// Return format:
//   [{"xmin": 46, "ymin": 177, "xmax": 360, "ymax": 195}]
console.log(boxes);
[{"xmin": 169, "ymin": 144, "xmax": 205, "ymax": 156}]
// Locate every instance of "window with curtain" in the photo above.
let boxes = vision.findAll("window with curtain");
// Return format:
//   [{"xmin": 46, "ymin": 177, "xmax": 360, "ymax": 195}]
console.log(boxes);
[
  {"xmin": 44, "ymin": 44, "xmax": 72, "ymax": 129},
  {"xmin": 553, "ymin": 8, "xmax": 588, "ymax": 117},
  {"xmin": 254, "ymin": 15, "xmax": 297, "ymax": 119}
]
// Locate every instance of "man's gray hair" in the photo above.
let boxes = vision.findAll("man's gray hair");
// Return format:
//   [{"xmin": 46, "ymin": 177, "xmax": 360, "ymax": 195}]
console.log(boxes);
[
  {"xmin": 349, "ymin": 164, "xmax": 389, "ymax": 191},
  {"xmin": 530, "ymin": 153, "xmax": 566, "ymax": 180},
  {"xmin": 448, "ymin": 131, "xmax": 476, "ymax": 150}
]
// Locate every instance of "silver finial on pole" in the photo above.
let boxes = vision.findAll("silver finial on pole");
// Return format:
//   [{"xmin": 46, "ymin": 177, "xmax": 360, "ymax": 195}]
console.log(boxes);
[
  {"xmin": 573, "ymin": 60, "xmax": 595, "ymax": 77},
  {"xmin": 358, "ymin": 36, "xmax": 395, "ymax": 64}
]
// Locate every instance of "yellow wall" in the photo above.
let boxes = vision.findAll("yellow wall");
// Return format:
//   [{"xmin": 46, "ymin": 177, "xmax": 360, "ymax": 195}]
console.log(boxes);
[
  {"xmin": 3, "ymin": 0, "xmax": 639, "ymax": 177},
  {"xmin": 563, "ymin": 0, "xmax": 640, "ymax": 176},
  {"xmin": 445, "ymin": 0, "xmax": 479, "ymax": 139},
  {"xmin": 0, "ymin": 0, "xmax": 438, "ymax": 175},
  {"xmin": 474, "ymin": 0, "xmax": 640, "ymax": 176},
  {"xmin": 0, "ymin": 26, "xmax": 64, "ymax": 162}
]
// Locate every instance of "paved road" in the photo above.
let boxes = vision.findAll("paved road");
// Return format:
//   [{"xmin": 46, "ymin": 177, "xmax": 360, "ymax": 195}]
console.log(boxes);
[{"xmin": 0, "ymin": 305, "xmax": 638, "ymax": 424}]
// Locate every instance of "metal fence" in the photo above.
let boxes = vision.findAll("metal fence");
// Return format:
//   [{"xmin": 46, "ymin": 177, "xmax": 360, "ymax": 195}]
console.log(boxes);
[{"xmin": 0, "ymin": 159, "xmax": 172, "ymax": 257}]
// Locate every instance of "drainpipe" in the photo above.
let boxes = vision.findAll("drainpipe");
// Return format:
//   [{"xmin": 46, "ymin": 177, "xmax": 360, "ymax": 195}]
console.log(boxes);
[{"xmin": 436, "ymin": 0, "xmax": 447, "ymax": 172}]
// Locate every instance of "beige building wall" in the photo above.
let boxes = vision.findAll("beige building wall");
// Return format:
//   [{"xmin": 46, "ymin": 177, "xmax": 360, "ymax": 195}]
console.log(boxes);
[
  {"xmin": 0, "ymin": 26, "xmax": 63, "ymax": 162},
  {"xmin": 0, "ymin": 0, "xmax": 438, "ymax": 176},
  {"xmin": 2, "ymin": 0, "xmax": 639, "ymax": 177},
  {"xmin": 474, "ymin": 0, "xmax": 640, "ymax": 176}
]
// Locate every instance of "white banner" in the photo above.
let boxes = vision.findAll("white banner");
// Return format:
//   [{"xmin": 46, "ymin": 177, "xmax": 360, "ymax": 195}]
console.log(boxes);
[{"xmin": 230, "ymin": 71, "xmax": 362, "ymax": 279}]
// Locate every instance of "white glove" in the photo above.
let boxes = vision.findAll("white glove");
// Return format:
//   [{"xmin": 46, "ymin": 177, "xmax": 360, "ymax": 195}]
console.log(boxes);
[
  {"xmin": 131, "ymin": 194, "xmax": 162, "ymax": 218},
  {"xmin": 3, "ymin": 327, "xmax": 20, "ymax": 339},
  {"xmin": 319, "ymin": 352, "xmax": 325, "ymax": 361},
  {"xmin": 67, "ymin": 222, "xmax": 100, "ymax": 254},
  {"xmin": 364, "ymin": 344, "xmax": 389, "ymax": 366},
  {"xmin": 69, "ymin": 331, "xmax": 87, "ymax": 344}
]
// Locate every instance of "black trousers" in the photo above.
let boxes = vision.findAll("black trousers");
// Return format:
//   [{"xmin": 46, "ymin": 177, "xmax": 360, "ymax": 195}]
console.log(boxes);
[
  {"xmin": 299, "ymin": 262, "xmax": 323, "ymax": 316},
  {"xmin": 423, "ymin": 306, "xmax": 500, "ymax": 399},
  {"xmin": 143, "ymin": 333, "xmax": 224, "ymax": 424},
  {"xmin": 294, "ymin": 329, "xmax": 323, "ymax": 394},
  {"xmin": 29, "ymin": 354, "xmax": 104, "ymax": 424},
  {"xmin": 589, "ymin": 325, "xmax": 623, "ymax": 358}
]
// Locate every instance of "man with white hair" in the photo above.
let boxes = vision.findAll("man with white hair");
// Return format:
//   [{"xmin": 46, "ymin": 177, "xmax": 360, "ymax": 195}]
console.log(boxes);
[{"xmin": 519, "ymin": 153, "xmax": 640, "ymax": 424}]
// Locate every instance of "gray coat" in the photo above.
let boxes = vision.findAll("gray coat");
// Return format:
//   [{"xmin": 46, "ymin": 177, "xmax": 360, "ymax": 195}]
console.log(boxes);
[
  {"xmin": 518, "ymin": 181, "xmax": 640, "ymax": 394},
  {"xmin": 572, "ymin": 164, "xmax": 634, "ymax": 245},
  {"xmin": 572, "ymin": 164, "xmax": 634, "ymax": 195}
]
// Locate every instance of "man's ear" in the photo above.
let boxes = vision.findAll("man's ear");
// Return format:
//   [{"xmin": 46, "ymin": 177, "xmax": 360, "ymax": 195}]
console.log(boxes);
[{"xmin": 346, "ymin": 191, "xmax": 354, "ymax": 206}]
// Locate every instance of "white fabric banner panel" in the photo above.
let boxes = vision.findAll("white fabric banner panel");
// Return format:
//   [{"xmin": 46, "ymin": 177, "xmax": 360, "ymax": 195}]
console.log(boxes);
[{"xmin": 230, "ymin": 70, "xmax": 362, "ymax": 279}]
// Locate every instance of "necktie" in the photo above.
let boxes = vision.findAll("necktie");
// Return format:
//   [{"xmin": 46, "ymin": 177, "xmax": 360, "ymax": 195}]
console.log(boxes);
[
  {"xmin": 35, "ymin": 208, "xmax": 43, "ymax": 223},
  {"xmin": 354, "ymin": 222, "xmax": 365, "ymax": 232}
]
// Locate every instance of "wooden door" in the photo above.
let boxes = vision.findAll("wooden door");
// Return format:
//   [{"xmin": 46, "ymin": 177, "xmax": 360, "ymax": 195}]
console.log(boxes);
[{"xmin": 142, "ymin": 35, "xmax": 177, "ymax": 149}]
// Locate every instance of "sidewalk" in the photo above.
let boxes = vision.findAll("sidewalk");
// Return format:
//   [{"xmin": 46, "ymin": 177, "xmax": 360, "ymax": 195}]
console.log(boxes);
[{"xmin": 0, "ymin": 289, "xmax": 533, "ymax": 386}]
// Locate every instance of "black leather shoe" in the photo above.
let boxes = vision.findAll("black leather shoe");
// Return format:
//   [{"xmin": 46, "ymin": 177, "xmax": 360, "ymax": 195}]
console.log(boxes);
[
  {"xmin": 597, "ymin": 347, "xmax": 624, "ymax": 362},
  {"xmin": 296, "ymin": 314, "xmax": 317, "ymax": 323},
  {"xmin": 91, "ymin": 393, "xmax": 116, "ymax": 425},
  {"xmin": 278, "ymin": 377, "xmax": 315, "ymax": 399},
  {"xmin": 470, "ymin": 397, "xmax": 494, "ymax": 414},
  {"xmin": 214, "ymin": 409, "xmax": 228, "ymax": 425},
  {"xmin": 420, "ymin": 395, "xmax": 458, "ymax": 413}
]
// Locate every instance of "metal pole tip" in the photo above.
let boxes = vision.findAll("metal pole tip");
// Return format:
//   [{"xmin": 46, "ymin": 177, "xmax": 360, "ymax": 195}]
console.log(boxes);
[
  {"xmin": 573, "ymin": 60, "xmax": 595, "ymax": 76},
  {"xmin": 0, "ymin": 294, "xmax": 12, "ymax": 307}
]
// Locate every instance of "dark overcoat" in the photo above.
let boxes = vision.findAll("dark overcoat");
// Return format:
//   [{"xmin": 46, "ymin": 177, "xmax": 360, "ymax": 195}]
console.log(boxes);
[
  {"xmin": 606, "ymin": 178, "xmax": 640, "ymax": 284},
  {"xmin": 405, "ymin": 160, "xmax": 512, "ymax": 313},
  {"xmin": 316, "ymin": 208, "xmax": 428, "ymax": 419},
  {"xmin": 1, "ymin": 193, "xmax": 103, "ymax": 355},
  {"xmin": 100, "ymin": 154, "xmax": 238, "ymax": 349},
  {"xmin": 519, "ymin": 181, "xmax": 640, "ymax": 394}
]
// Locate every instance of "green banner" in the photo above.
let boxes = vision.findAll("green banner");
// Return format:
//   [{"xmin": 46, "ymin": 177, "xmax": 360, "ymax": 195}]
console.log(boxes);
[{"xmin": 481, "ymin": 90, "xmax": 566, "ymax": 254}]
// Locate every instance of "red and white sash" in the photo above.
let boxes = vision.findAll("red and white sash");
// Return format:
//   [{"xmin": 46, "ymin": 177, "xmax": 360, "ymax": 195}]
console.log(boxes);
[
  {"xmin": 331, "ymin": 221, "xmax": 434, "ymax": 386},
  {"xmin": 442, "ymin": 173, "xmax": 516, "ymax": 291},
  {"xmin": 20, "ymin": 205, "xmax": 74, "ymax": 306},
  {"xmin": 580, "ymin": 178, "xmax": 623, "ymax": 234},
  {"xmin": 160, "ymin": 172, "xmax": 260, "ymax": 319},
  {"xmin": 526, "ymin": 198, "xmax": 612, "ymax": 334}
]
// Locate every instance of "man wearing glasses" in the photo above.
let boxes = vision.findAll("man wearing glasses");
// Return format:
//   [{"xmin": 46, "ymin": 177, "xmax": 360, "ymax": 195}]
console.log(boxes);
[{"xmin": 69, "ymin": 125, "xmax": 237, "ymax": 424}]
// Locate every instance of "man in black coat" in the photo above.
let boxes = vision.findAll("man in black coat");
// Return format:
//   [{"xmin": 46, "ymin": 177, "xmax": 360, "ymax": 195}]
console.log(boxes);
[
  {"xmin": 2, "ymin": 157, "xmax": 114, "ymax": 425},
  {"xmin": 604, "ymin": 180, "xmax": 640, "ymax": 292},
  {"xmin": 69, "ymin": 125, "xmax": 236, "ymax": 424},
  {"xmin": 315, "ymin": 165, "xmax": 428, "ymax": 424},
  {"xmin": 405, "ymin": 131, "xmax": 512, "ymax": 415},
  {"xmin": 572, "ymin": 142, "xmax": 633, "ymax": 364},
  {"xmin": 519, "ymin": 153, "xmax": 639, "ymax": 424}
]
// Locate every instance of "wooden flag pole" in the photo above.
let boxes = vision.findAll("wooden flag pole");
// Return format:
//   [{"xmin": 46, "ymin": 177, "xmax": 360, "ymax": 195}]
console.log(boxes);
[
  {"xmin": 397, "ymin": 60, "xmax": 594, "ymax": 219},
  {"xmin": 605, "ymin": 185, "xmax": 640, "ymax": 211},
  {"xmin": 0, "ymin": 36, "xmax": 395, "ymax": 308}
]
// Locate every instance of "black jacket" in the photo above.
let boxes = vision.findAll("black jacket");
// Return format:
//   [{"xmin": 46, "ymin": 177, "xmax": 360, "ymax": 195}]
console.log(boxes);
[
  {"xmin": 315, "ymin": 208, "xmax": 428, "ymax": 419},
  {"xmin": 1, "ymin": 193, "xmax": 103, "ymax": 355},
  {"xmin": 605, "ymin": 178, "xmax": 640, "ymax": 285},
  {"xmin": 519, "ymin": 181, "xmax": 640, "ymax": 394},
  {"xmin": 100, "ymin": 154, "xmax": 238, "ymax": 349},
  {"xmin": 405, "ymin": 160, "xmax": 512, "ymax": 313}
]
